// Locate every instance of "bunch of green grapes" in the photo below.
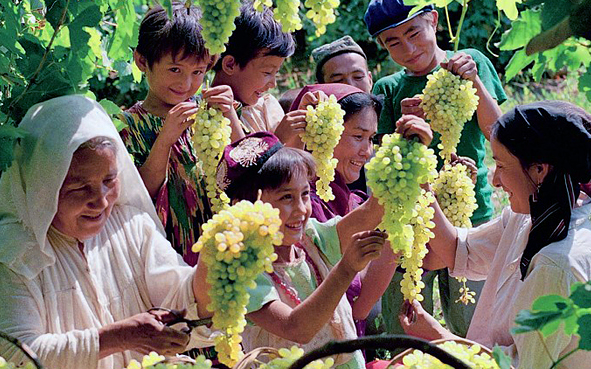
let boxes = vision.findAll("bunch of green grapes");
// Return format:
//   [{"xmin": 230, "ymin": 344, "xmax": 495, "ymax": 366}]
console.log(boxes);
[
  {"xmin": 433, "ymin": 163, "xmax": 477, "ymax": 228},
  {"xmin": 273, "ymin": 0, "xmax": 303, "ymax": 32},
  {"xmin": 304, "ymin": 0, "xmax": 339, "ymax": 36},
  {"xmin": 420, "ymin": 68, "xmax": 479, "ymax": 162},
  {"xmin": 253, "ymin": 0, "xmax": 273, "ymax": 11},
  {"xmin": 400, "ymin": 189, "xmax": 436, "ymax": 302},
  {"xmin": 126, "ymin": 352, "xmax": 212, "ymax": 369},
  {"xmin": 0, "ymin": 357, "xmax": 35, "ymax": 369},
  {"xmin": 192, "ymin": 98, "xmax": 232, "ymax": 213},
  {"xmin": 366, "ymin": 133, "xmax": 437, "ymax": 256},
  {"xmin": 301, "ymin": 95, "xmax": 345, "ymax": 202},
  {"xmin": 259, "ymin": 346, "xmax": 335, "ymax": 369},
  {"xmin": 198, "ymin": 0, "xmax": 241, "ymax": 54},
  {"xmin": 192, "ymin": 200, "xmax": 284, "ymax": 367},
  {"xmin": 400, "ymin": 340, "xmax": 500, "ymax": 368}
]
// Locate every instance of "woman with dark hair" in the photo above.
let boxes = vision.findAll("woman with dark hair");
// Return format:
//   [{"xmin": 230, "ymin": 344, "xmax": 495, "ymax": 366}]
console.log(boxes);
[{"xmin": 402, "ymin": 101, "xmax": 591, "ymax": 368}]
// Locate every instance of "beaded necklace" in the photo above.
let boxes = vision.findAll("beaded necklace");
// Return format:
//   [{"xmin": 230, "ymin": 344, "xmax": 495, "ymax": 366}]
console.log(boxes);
[{"xmin": 269, "ymin": 242, "xmax": 323, "ymax": 306}]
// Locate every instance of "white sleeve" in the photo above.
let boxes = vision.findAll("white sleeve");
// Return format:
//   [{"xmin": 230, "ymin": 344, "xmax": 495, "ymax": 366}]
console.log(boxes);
[{"xmin": 0, "ymin": 265, "xmax": 100, "ymax": 369}]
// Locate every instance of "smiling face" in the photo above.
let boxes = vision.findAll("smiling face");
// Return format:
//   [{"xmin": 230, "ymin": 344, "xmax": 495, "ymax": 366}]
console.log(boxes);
[
  {"xmin": 377, "ymin": 11, "xmax": 441, "ymax": 76},
  {"xmin": 260, "ymin": 171, "xmax": 312, "ymax": 247},
  {"xmin": 491, "ymin": 137, "xmax": 542, "ymax": 214},
  {"xmin": 136, "ymin": 50, "xmax": 209, "ymax": 113},
  {"xmin": 229, "ymin": 53, "xmax": 285, "ymax": 106},
  {"xmin": 52, "ymin": 146, "xmax": 120, "ymax": 240},
  {"xmin": 321, "ymin": 53, "xmax": 373, "ymax": 93},
  {"xmin": 333, "ymin": 106, "xmax": 377, "ymax": 184}
]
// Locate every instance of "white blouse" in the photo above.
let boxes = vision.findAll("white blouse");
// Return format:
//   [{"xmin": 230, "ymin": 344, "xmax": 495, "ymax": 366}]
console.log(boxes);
[
  {"xmin": 453, "ymin": 201, "xmax": 591, "ymax": 368},
  {"xmin": 0, "ymin": 205, "xmax": 203, "ymax": 369},
  {"xmin": 240, "ymin": 94, "xmax": 284, "ymax": 134}
]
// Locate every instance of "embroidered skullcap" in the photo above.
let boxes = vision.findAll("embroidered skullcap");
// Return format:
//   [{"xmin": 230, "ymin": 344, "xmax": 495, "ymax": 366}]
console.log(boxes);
[
  {"xmin": 216, "ymin": 131, "xmax": 283, "ymax": 194},
  {"xmin": 312, "ymin": 36, "xmax": 367, "ymax": 82}
]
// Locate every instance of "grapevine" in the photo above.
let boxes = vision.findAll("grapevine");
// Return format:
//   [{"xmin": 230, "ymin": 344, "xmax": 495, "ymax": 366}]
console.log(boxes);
[
  {"xmin": 126, "ymin": 352, "xmax": 212, "ymax": 369},
  {"xmin": 301, "ymin": 95, "xmax": 345, "ymax": 202},
  {"xmin": 192, "ymin": 200, "xmax": 284, "ymax": 367},
  {"xmin": 420, "ymin": 68, "xmax": 479, "ymax": 162},
  {"xmin": 432, "ymin": 163, "xmax": 478, "ymax": 305},
  {"xmin": 260, "ymin": 346, "xmax": 334, "ymax": 369},
  {"xmin": 304, "ymin": 0, "xmax": 340, "ymax": 36},
  {"xmin": 191, "ymin": 98, "xmax": 232, "ymax": 213},
  {"xmin": 400, "ymin": 340, "xmax": 500, "ymax": 368},
  {"xmin": 197, "ymin": 0, "xmax": 242, "ymax": 54}
]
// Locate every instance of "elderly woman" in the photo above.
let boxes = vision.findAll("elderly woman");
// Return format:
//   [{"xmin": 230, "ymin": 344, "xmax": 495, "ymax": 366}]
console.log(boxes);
[
  {"xmin": 0, "ymin": 95, "xmax": 209, "ymax": 368},
  {"xmin": 402, "ymin": 101, "xmax": 591, "ymax": 368}
]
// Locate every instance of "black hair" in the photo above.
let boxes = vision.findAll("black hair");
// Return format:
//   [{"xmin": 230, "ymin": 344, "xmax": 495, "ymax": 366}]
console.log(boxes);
[
  {"xmin": 226, "ymin": 147, "xmax": 316, "ymax": 202},
  {"xmin": 339, "ymin": 92, "xmax": 383, "ymax": 122},
  {"xmin": 491, "ymin": 101, "xmax": 591, "ymax": 183},
  {"xmin": 213, "ymin": 2, "xmax": 295, "ymax": 71},
  {"xmin": 136, "ymin": 2, "xmax": 209, "ymax": 67}
]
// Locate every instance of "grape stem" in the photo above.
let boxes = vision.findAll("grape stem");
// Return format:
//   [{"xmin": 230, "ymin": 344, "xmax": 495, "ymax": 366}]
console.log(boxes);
[
  {"xmin": 444, "ymin": 0, "xmax": 470, "ymax": 53},
  {"xmin": 287, "ymin": 335, "xmax": 471, "ymax": 369},
  {"xmin": 0, "ymin": 330, "xmax": 44, "ymax": 368}
]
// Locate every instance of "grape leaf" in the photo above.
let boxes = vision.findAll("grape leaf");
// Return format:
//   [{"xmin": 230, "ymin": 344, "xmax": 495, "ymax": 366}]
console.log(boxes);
[
  {"xmin": 503, "ymin": 49, "xmax": 537, "ymax": 81},
  {"xmin": 68, "ymin": 5, "xmax": 102, "ymax": 53},
  {"xmin": 498, "ymin": 9, "xmax": 542, "ymax": 51},
  {"xmin": 531, "ymin": 295, "xmax": 570, "ymax": 312},
  {"xmin": 0, "ymin": 125, "xmax": 27, "ymax": 172},
  {"xmin": 539, "ymin": 0, "xmax": 574, "ymax": 30},
  {"xmin": 571, "ymin": 281, "xmax": 591, "ymax": 308},
  {"xmin": 580, "ymin": 68, "xmax": 591, "ymax": 102},
  {"xmin": 512, "ymin": 309, "xmax": 562, "ymax": 334},
  {"xmin": 99, "ymin": 99, "xmax": 123, "ymax": 115},
  {"xmin": 45, "ymin": 0, "xmax": 71, "ymax": 31},
  {"xmin": 577, "ymin": 315, "xmax": 591, "ymax": 350},
  {"xmin": 496, "ymin": 0, "xmax": 521, "ymax": 21},
  {"xmin": 492, "ymin": 346, "xmax": 512, "ymax": 369}
]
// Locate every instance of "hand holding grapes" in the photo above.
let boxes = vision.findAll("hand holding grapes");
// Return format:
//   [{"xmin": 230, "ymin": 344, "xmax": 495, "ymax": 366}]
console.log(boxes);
[
  {"xmin": 159, "ymin": 102, "xmax": 200, "ymax": 147},
  {"xmin": 440, "ymin": 52, "xmax": 478, "ymax": 81},
  {"xmin": 400, "ymin": 95, "xmax": 425, "ymax": 119},
  {"xmin": 399, "ymin": 300, "xmax": 455, "ymax": 341},
  {"xmin": 297, "ymin": 90, "xmax": 328, "ymax": 110},
  {"xmin": 341, "ymin": 229, "xmax": 387, "ymax": 273},
  {"xmin": 450, "ymin": 153, "xmax": 478, "ymax": 184},
  {"xmin": 395, "ymin": 115, "xmax": 433, "ymax": 146},
  {"xmin": 274, "ymin": 110, "xmax": 308, "ymax": 148}
]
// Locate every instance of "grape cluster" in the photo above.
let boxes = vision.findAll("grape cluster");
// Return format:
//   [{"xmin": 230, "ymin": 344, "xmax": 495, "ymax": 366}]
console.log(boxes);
[
  {"xmin": 304, "ymin": 0, "xmax": 339, "ymax": 36},
  {"xmin": 400, "ymin": 340, "xmax": 500, "ymax": 368},
  {"xmin": 198, "ymin": 0, "xmax": 241, "ymax": 54},
  {"xmin": 259, "ymin": 346, "xmax": 335, "ymax": 369},
  {"xmin": 191, "ymin": 98, "xmax": 232, "ymax": 213},
  {"xmin": 126, "ymin": 352, "xmax": 212, "ymax": 369},
  {"xmin": 273, "ymin": 0, "xmax": 303, "ymax": 32},
  {"xmin": 400, "ymin": 190, "xmax": 436, "ymax": 302},
  {"xmin": 301, "ymin": 95, "xmax": 345, "ymax": 202},
  {"xmin": 366, "ymin": 134, "xmax": 437, "ymax": 256},
  {"xmin": 192, "ymin": 200, "xmax": 284, "ymax": 366},
  {"xmin": 420, "ymin": 68, "xmax": 479, "ymax": 162},
  {"xmin": 433, "ymin": 164, "xmax": 477, "ymax": 228}
]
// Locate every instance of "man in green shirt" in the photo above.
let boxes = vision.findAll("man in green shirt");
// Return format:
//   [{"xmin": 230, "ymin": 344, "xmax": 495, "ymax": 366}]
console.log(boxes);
[{"xmin": 364, "ymin": 0, "xmax": 506, "ymax": 337}]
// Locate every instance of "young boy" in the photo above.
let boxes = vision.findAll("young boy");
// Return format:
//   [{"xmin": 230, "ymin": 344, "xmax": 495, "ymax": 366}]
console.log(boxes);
[
  {"xmin": 118, "ymin": 3, "xmax": 243, "ymax": 268},
  {"xmin": 364, "ymin": 0, "xmax": 507, "ymax": 337},
  {"xmin": 312, "ymin": 35, "xmax": 373, "ymax": 93},
  {"xmin": 211, "ymin": 4, "xmax": 307, "ymax": 147}
]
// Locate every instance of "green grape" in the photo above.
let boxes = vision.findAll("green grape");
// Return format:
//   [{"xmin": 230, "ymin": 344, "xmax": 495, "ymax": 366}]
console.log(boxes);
[
  {"xmin": 433, "ymin": 163, "xmax": 477, "ymax": 228},
  {"xmin": 191, "ymin": 98, "xmax": 232, "ymax": 213},
  {"xmin": 126, "ymin": 352, "xmax": 213, "ymax": 368},
  {"xmin": 259, "ymin": 346, "xmax": 335, "ymax": 369},
  {"xmin": 192, "ymin": 200, "xmax": 284, "ymax": 367},
  {"xmin": 420, "ymin": 68, "xmax": 479, "ymax": 162},
  {"xmin": 198, "ymin": 0, "xmax": 241, "ymax": 54},
  {"xmin": 301, "ymin": 95, "xmax": 345, "ymax": 202},
  {"xmin": 0, "ymin": 357, "xmax": 40, "ymax": 369},
  {"xmin": 273, "ymin": 0, "xmax": 302, "ymax": 32},
  {"xmin": 400, "ymin": 340, "xmax": 500, "ymax": 368},
  {"xmin": 253, "ymin": 0, "xmax": 273, "ymax": 12},
  {"xmin": 303, "ymin": 0, "xmax": 339, "ymax": 36},
  {"xmin": 366, "ymin": 133, "xmax": 438, "ymax": 257}
]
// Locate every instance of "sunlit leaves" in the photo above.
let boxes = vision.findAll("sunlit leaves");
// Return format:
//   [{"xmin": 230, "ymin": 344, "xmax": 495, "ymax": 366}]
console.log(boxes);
[
  {"xmin": 0, "ymin": 125, "xmax": 27, "ymax": 172},
  {"xmin": 496, "ymin": 0, "xmax": 521, "ymax": 21},
  {"xmin": 498, "ymin": 9, "xmax": 542, "ymax": 51}
]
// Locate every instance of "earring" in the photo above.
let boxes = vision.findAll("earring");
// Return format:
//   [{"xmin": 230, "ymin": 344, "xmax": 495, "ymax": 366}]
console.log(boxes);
[{"xmin": 532, "ymin": 182, "xmax": 542, "ymax": 202}]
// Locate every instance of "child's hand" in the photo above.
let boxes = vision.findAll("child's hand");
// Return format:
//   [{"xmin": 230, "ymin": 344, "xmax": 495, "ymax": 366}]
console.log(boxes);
[
  {"xmin": 274, "ymin": 110, "xmax": 307, "ymax": 148},
  {"xmin": 395, "ymin": 115, "xmax": 433, "ymax": 146},
  {"xmin": 449, "ymin": 153, "xmax": 478, "ymax": 184},
  {"xmin": 400, "ymin": 95, "xmax": 425, "ymax": 119},
  {"xmin": 342, "ymin": 229, "xmax": 387, "ymax": 273},
  {"xmin": 440, "ymin": 52, "xmax": 478, "ymax": 81},
  {"xmin": 203, "ymin": 85, "xmax": 236, "ymax": 114},
  {"xmin": 297, "ymin": 90, "xmax": 328, "ymax": 110},
  {"xmin": 399, "ymin": 300, "xmax": 454, "ymax": 341},
  {"xmin": 160, "ymin": 101, "xmax": 200, "ymax": 147}
]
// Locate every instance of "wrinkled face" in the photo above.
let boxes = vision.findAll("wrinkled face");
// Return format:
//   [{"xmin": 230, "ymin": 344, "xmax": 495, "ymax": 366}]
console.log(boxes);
[
  {"xmin": 321, "ymin": 53, "xmax": 373, "ymax": 93},
  {"xmin": 52, "ymin": 146, "xmax": 120, "ymax": 240},
  {"xmin": 140, "ymin": 52, "xmax": 208, "ymax": 109},
  {"xmin": 333, "ymin": 107, "xmax": 377, "ymax": 184},
  {"xmin": 231, "ymin": 54, "xmax": 285, "ymax": 106},
  {"xmin": 491, "ymin": 138, "xmax": 538, "ymax": 214},
  {"xmin": 261, "ymin": 171, "xmax": 312, "ymax": 247},
  {"xmin": 378, "ymin": 12, "xmax": 439, "ymax": 76}
]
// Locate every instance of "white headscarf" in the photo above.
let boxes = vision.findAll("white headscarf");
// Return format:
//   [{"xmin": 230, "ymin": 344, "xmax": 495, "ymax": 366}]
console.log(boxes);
[{"xmin": 0, "ymin": 95, "xmax": 163, "ymax": 280}]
